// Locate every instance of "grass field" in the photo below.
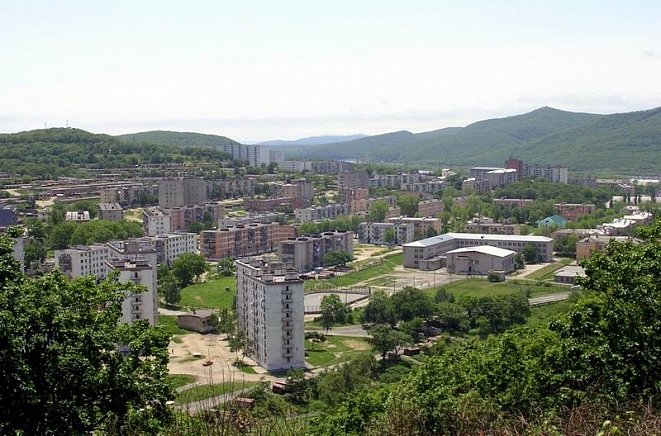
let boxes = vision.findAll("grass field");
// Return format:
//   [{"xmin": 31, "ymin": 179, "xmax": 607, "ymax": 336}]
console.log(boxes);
[
  {"xmin": 305, "ymin": 335, "xmax": 371, "ymax": 367},
  {"xmin": 180, "ymin": 277, "xmax": 236, "ymax": 309},
  {"xmin": 305, "ymin": 307, "xmax": 364, "ymax": 329},
  {"xmin": 159, "ymin": 315, "xmax": 190, "ymax": 336},
  {"xmin": 177, "ymin": 381, "xmax": 258, "ymax": 404},
  {"xmin": 305, "ymin": 253, "xmax": 403, "ymax": 291},
  {"xmin": 526, "ymin": 299, "xmax": 576, "ymax": 328},
  {"xmin": 525, "ymin": 259, "xmax": 573, "ymax": 280},
  {"xmin": 426, "ymin": 277, "xmax": 568, "ymax": 299},
  {"xmin": 168, "ymin": 374, "xmax": 197, "ymax": 389}
]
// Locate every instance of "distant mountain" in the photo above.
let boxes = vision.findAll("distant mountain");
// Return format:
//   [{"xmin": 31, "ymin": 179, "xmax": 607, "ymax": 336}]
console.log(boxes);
[
  {"xmin": 116, "ymin": 130, "xmax": 240, "ymax": 148},
  {"xmin": 259, "ymin": 134, "xmax": 368, "ymax": 146},
  {"xmin": 280, "ymin": 107, "xmax": 661, "ymax": 175}
]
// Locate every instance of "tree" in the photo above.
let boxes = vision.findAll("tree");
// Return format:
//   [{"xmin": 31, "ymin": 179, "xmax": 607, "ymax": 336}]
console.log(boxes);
[
  {"xmin": 171, "ymin": 253, "xmax": 208, "ymax": 288},
  {"xmin": 158, "ymin": 265, "xmax": 180, "ymax": 306},
  {"xmin": 389, "ymin": 286, "xmax": 433, "ymax": 322},
  {"xmin": 383, "ymin": 227, "xmax": 396, "ymax": 246},
  {"xmin": 323, "ymin": 250, "xmax": 353, "ymax": 267},
  {"xmin": 398, "ymin": 194, "xmax": 419, "ymax": 217},
  {"xmin": 319, "ymin": 294, "xmax": 348, "ymax": 332},
  {"xmin": 217, "ymin": 258, "xmax": 236, "ymax": 277},
  {"xmin": 23, "ymin": 239, "xmax": 47, "ymax": 268},
  {"xmin": 514, "ymin": 253, "xmax": 525, "ymax": 270},
  {"xmin": 368, "ymin": 201, "xmax": 389, "ymax": 223},
  {"xmin": 362, "ymin": 291, "xmax": 395, "ymax": 327},
  {"xmin": 367, "ymin": 324, "xmax": 412, "ymax": 359},
  {"xmin": 521, "ymin": 243, "xmax": 538, "ymax": 263},
  {"xmin": 0, "ymin": 230, "xmax": 172, "ymax": 434}
]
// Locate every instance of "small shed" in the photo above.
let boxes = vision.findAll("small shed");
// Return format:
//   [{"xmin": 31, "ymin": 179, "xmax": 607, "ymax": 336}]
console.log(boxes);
[
  {"xmin": 554, "ymin": 265, "xmax": 586, "ymax": 285},
  {"xmin": 177, "ymin": 310, "xmax": 215, "ymax": 333}
]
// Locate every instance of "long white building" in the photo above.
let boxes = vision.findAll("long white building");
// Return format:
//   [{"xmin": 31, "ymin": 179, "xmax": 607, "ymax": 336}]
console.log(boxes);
[
  {"xmin": 403, "ymin": 232, "xmax": 553, "ymax": 270},
  {"xmin": 235, "ymin": 258, "xmax": 305, "ymax": 371}
]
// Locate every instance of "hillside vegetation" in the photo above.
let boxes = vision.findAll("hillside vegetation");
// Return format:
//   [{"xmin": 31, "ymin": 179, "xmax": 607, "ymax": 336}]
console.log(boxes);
[
  {"xmin": 116, "ymin": 130, "xmax": 239, "ymax": 148},
  {"xmin": 282, "ymin": 106, "xmax": 661, "ymax": 175}
]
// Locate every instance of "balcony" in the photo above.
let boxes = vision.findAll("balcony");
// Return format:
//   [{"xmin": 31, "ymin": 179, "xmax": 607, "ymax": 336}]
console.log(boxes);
[
  {"xmin": 282, "ymin": 332, "xmax": 293, "ymax": 340},
  {"xmin": 282, "ymin": 349, "xmax": 295, "ymax": 357}
]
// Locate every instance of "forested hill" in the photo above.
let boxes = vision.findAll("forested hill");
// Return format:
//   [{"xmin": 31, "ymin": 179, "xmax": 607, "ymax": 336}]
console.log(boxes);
[
  {"xmin": 0, "ymin": 128, "xmax": 230, "ymax": 179},
  {"xmin": 116, "ymin": 130, "xmax": 240, "ymax": 148},
  {"xmin": 281, "ymin": 106, "xmax": 661, "ymax": 175}
]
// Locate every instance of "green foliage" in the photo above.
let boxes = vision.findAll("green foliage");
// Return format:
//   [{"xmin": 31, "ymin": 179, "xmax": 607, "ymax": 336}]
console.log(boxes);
[
  {"xmin": 319, "ymin": 294, "xmax": 349, "ymax": 332},
  {"xmin": 389, "ymin": 286, "xmax": 433, "ymax": 321},
  {"xmin": 397, "ymin": 194, "xmax": 419, "ymax": 217},
  {"xmin": 315, "ymin": 354, "xmax": 378, "ymax": 404},
  {"xmin": 0, "ymin": 233, "xmax": 173, "ymax": 434},
  {"xmin": 115, "ymin": 130, "xmax": 239, "ymax": 148},
  {"xmin": 47, "ymin": 220, "xmax": 143, "ymax": 250},
  {"xmin": 171, "ymin": 253, "xmax": 209, "ymax": 288},
  {"xmin": 367, "ymin": 324, "xmax": 412, "ymax": 358},
  {"xmin": 368, "ymin": 200, "xmax": 389, "ymax": 223},
  {"xmin": 361, "ymin": 290, "xmax": 396, "ymax": 327},
  {"xmin": 322, "ymin": 249, "xmax": 353, "ymax": 267},
  {"xmin": 179, "ymin": 277, "xmax": 236, "ymax": 309},
  {"xmin": 158, "ymin": 265, "xmax": 181, "ymax": 306}
]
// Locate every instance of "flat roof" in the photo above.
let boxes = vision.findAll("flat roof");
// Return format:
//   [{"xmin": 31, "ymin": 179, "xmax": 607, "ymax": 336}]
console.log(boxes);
[
  {"xmin": 403, "ymin": 232, "xmax": 553, "ymax": 248},
  {"xmin": 555, "ymin": 266, "xmax": 586, "ymax": 277},
  {"xmin": 446, "ymin": 245, "xmax": 517, "ymax": 257}
]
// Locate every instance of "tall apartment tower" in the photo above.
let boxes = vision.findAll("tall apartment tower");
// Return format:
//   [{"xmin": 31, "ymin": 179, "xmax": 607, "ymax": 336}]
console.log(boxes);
[
  {"xmin": 106, "ymin": 258, "xmax": 158, "ymax": 325},
  {"xmin": 235, "ymin": 258, "xmax": 305, "ymax": 371},
  {"xmin": 505, "ymin": 158, "xmax": 524, "ymax": 181},
  {"xmin": 158, "ymin": 178, "xmax": 207, "ymax": 208}
]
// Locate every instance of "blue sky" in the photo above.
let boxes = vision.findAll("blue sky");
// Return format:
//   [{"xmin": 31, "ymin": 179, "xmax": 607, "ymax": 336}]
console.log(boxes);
[{"xmin": 1, "ymin": 0, "xmax": 660, "ymax": 142}]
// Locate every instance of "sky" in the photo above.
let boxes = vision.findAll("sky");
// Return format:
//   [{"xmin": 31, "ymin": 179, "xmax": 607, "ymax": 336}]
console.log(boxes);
[{"xmin": 1, "ymin": 0, "xmax": 660, "ymax": 143}]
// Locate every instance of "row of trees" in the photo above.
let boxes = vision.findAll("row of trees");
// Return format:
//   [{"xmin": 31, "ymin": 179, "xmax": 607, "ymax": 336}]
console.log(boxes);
[{"xmin": 157, "ymin": 253, "xmax": 209, "ymax": 306}]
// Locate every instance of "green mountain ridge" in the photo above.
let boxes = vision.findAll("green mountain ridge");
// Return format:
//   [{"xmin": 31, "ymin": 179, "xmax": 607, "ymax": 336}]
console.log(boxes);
[
  {"xmin": 281, "ymin": 106, "xmax": 661, "ymax": 175},
  {"xmin": 116, "ymin": 130, "xmax": 240, "ymax": 148}
]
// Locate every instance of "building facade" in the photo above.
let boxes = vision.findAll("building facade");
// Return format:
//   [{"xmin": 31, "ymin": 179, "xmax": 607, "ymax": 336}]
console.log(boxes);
[
  {"xmin": 279, "ymin": 231, "xmax": 354, "ymax": 272},
  {"xmin": 446, "ymin": 246, "xmax": 516, "ymax": 275},
  {"xmin": 143, "ymin": 207, "xmax": 172, "ymax": 236},
  {"xmin": 294, "ymin": 203, "xmax": 350, "ymax": 222},
  {"xmin": 200, "ymin": 223, "xmax": 296, "ymax": 260},
  {"xmin": 358, "ymin": 221, "xmax": 414, "ymax": 245},
  {"xmin": 235, "ymin": 258, "xmax": 305, "ymax": 371},
  {"xmin": 158, "ymin": 178, "xmax": 207, "ymax": 208},
  {"xmin": 98, "ymin": 203, "xmax": 123, "ymax": 221}
]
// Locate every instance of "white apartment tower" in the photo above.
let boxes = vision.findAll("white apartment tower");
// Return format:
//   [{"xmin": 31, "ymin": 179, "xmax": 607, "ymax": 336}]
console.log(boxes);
[
  {"xmin": 143, "ymin": 207, "xmax": 172, "ymax": 236},
  {"xmin": 106, "ymin": 258, "xmax": 158, "ymax": 325},
  {"xmin": 235, "ymin": 258, "xmax": 305, "ymax": 371}
]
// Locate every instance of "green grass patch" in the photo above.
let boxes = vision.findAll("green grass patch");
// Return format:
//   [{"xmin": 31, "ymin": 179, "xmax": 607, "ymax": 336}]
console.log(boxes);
[
  {"xmin": 159, "ymin": 315, "xmax": 189, "ymax": 336},
  {"xmin": 526, "ymin": 299, "xmax": 576, "ymax": 328},
  {"xmin": 305, "ymin": 335, "xmax": 371, "ymax": 367},
  {"xmin": 525, "ymin": 259, "xmax": 573, "ymax": 280},
  {"xmin": 233, "ymin": 361, "xmax": 257, "ymax": 374},
  {"xmin": 168, "ymin": 374, "xmax": 196, "ymax": 389},
  {"xmin": 180, "ymin": 277, "xmax": 236, "ymax": 309},
  {"xmin": 305, "ymin": 253, "xmax": 403, "ymax": 291},
  {"xmin": 427, "ymin": 277, "xmax": 568, "ymax": 299},
  {"xmin": 177, "ymin": 381, "xmax": 258, "ymax": 404},
  {"xmin": 305, "ymin": 307, "xmax": 364, "ymax": 329}
]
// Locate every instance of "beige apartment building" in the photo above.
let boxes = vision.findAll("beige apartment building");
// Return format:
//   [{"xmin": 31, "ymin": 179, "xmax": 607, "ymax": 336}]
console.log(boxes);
[
  {"xmin": 279, "ymin": 230, "xmax": 354, "ymax": 272},
  {"xmin": 200, "ymin": 223, "xmax": 296, "ymax": 260},
  {"xmin": 158, "ymin": 178, "xmax": 207, "ymax": 208}
]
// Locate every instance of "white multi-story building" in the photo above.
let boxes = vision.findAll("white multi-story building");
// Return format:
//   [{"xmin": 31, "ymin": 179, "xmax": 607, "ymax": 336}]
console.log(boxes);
[
  {"xmin": 279, "ymin": 161, "xmax": 314, "ymax": 173},
  {"xmin": 143, "ymin": 207, "xmax": 172, "ymax": 236},
  {"xmin": 108, "ymin": 233, "xmax": 197, "ymax": 265},
  {"xmin": 235, "ymin": 258, "xmax": 305, "ymax": 371},
  {"xmin": 55, "ymin": 245, "xmax": 111, "ymax": 279},
  {"xmin": 106, "ymin": 258, "xmax": 158, "ymax": 325},
  {"xmin": 294, "ymin": 203, "xmax": 350, "ymax": 222},
  {"xmin": 358, "ymin": 221, "xmax": 414, "ymax": 245}
]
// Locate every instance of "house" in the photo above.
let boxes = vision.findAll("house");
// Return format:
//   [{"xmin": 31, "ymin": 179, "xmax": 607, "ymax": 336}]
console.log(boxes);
[
  {"xmin": 177, "ymin": 310, "xmax": 215, "ymax": 333},
  {"xmin": 537, "ymin": 215, "xmax": 568, "ymax": 229},
  {"xmin": 554, "ymin": 266, "xmax": 586, "ymax": 285},
  {"xmin": 445, "ymin": 245, "xmax": 517, "ymax": 275}
]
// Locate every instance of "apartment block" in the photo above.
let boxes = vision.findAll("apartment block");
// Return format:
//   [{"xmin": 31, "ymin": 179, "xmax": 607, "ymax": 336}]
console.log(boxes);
[
  {"xmin": 244, "ymin": 197, "xmax": 297, "ymax": 213},
  {"xmin": 370, "ymin": 174, "xmax": 401, "ymax": 189},
  {"xmin": 279, "ymin": 230, "xmax": 354, "ymax": 272},
  {"xmin": 311, "ymin": 160, "xmax": 354, "ymax": 174},
  {"xmin": 165, "ymin": 202, "xmax": 225, "ymax": 232},
  {"xmin": 294, "ymin": 203, "xmax": 350, "ymax": 222},
  {"xmin": 158, "ymin": 178, "xmax": 207, "ymax": 208},
  {"xmin": 524, "ymin": 164, "xmax": 568, "ymax": 184},
  {"xmin": 358, "ymin": 222, "xmax": 414, "ymax": 245},
  {"xmin": 340, "ymin": 187, "xmax": 369, "ymax": 204},
  {"xmin": 55, "ymin": 245, "xmax": 110, "ymax": 279},
  {"xmin": 576, "ymin": 235, "xmax": 639, "ymax": 260},
  {"xmin": 200, "ymin": 223, "xmax": 296, "ymax": 260},
  {"xmin": 462, "ymin": 178, "xmax": 491, "ymax": 194},
  {"xmin": 65, "ymin": 211, "xmax": 91, "ymax": 222},
  {"xmin": 143, "ymin": 207, "xmax": 172, "ymax": 236},
  {"xmin": 106, "ymin": 258, "xmax": 158, "ymax": 326},
  {"xmin": 211, "ymin": 177, "xmax": 256, "ymax": 199},
  {"xmin": 504, "ymin": 158, "xmax": 524, "ymax": 181},
  {"xmin": 272, "ymin": 179, "xmax": 314, "ymax": 207},
  {"xmin": 338, "ymin": 171, "xmax": 371, "ymax": 190},
  {"xmin": 0, "ymin": 205, "xmax": 17, "ymax": 227},
  {"xmin": 554, "ymin": 203, "xmax": 596, "ymax": 220},
  {"xmin": 278, "ymin": 161, "xmax": 314, "ymax": 173},
  {"xmin": 108, "ymin": 233, "xmax": 197, "ymax": 265},
  {"xmin": 389, "ymin": 216, "xmax": 441, "ymax": 237},
  {"xmin": 403, "ymin": 233, "xmax": 553, "ymax": 270},
  {"xmin": 350, "ymin": 196, "xmax": 397, "ymax": 215},
  {"xmin": 492, "ymin": 198, "xmax": 535, "ymax": 209},
  {"xmin": 417, "ymin": 199, "xmax": 444, "ymax": 217},
  {"xmin": 465, "ymin": 217, "xmax": 520, "ymax": 235},
  {"xmin": 219, "ymin": 212, "xmax": 286, "ymax": 228},
  {"xmin": 235, "ymin": 258, "xmax": 305, "ymax": 371},
  {"xmin": 216, "ymin": 144, "xmax": 275, "ymax": 167},
  {"xmin": 98, "ymin": 203, "xmax": 123, "ymax": 221},
  {"xmin": 484, "ymin": 168, "xmax": 518, "ymax": 188},
  {"xmin": 400, "ymin": 180, "xmax": 445, "ymax": 195}
]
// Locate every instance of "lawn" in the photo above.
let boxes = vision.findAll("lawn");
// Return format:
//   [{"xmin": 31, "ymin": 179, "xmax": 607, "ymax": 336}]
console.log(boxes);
[
  {"xmin": 159, "ymin": 315, "xmax": 190, "ymax": 336},
  {"xmin": 305, "ymin": 335, "xmax": 371, "ymax": 367},
  {"xmin": 177, "ymin": 381, "xmax": 258, "ymax": 404},
  {"xmin": 426, "ymin": 277, "xmax": 568, "ymax": 299},
  {"xmin": 305, "ymin": 307, "xmax": 364, "ymax": 329},
  {"xmin": 526, "ymin": 299, "xmax": 576, "ymax": 328},
  {"xmin": 168, "ymin": 374, "xmax": 197, "ymax": 389},
  {"xmin": 525, "ymin": 259, "xmax": 573, "ymax": 280},
  {"xmin": 305, "ymin": 253, "xmax": 403, "ymax": 291},
  {"xmin": 180, "ymin": 277, "xmax": 236, "ymax": 309}
]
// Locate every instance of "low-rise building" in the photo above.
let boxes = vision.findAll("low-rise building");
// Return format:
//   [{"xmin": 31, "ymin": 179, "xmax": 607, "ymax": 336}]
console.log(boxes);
[
  {"xmin": 235, "ymin": 258, "xmax": 305, "ymax": 371},
  {"xmin": 465, "ymin": 217, "xmax": 520, "ymax": 235},
  {"xmin": 177, "ymin": 310, "xmax": 215, "ymax": 333},
  {"xmin": 279, "ymin": 230, "xmax": 353, "ymax": 272},
  {"xmin": 554, "ymin": 265, "xmax": 586, "ymax": 284},
  {"xmin": 388, "ymin": 216, "xmax": 441, "ymax": 237},
  {"xmin": 576, "ymin": 235, "xmax": 639, "ymax": 259},
  {"xmin": 219, "ymin": 212, "xmax": 285, "ymax": 228},
  {"xmin": 403, "ymin": 233, "xmax": 553, "ymax": 270},
  {"xmin": 417, "ymin": 199, "xmax": 444, "ymax": 217},
  {"xmin": 492, "ymin": 198, "xmax": 534, "ymax": 209},
  {"xmin": 358, "ymin": 221, "xmax": 414, "ymax": 245},
  {"xmin": 244, "ymin": 197, "xmax": 297, "ymax": 213},
  {"xmin": 0, "ymin": 205, "xmax": 17, "ymax": 227},
  {"xmin": 98, "ymin": 203, "xmax": 123, "ymax": 221},
  {"xmin": 446, "ymin": 245, "xmax": 516, "ymax": 275},
  {"xmin": 537, "ymin": 215, "xmax": 568, "ymax": 229},
  {"xmin": 65, "ymin": 210, "xmax": 91, "ymax": 222},
  {"xmin": 554, "ymin": 203, "xmax": 596, "ymax": 220}
]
